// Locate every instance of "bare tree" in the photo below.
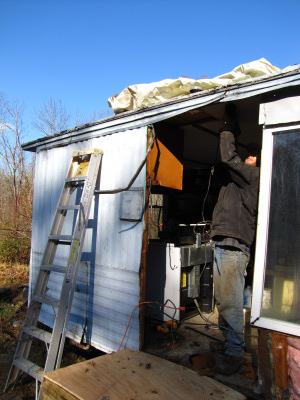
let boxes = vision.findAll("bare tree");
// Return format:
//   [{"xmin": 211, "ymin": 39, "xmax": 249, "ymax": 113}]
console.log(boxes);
[
  {"xmin": 0, "ymin": 92, "xmax": 34, "ymax": 242},
  {"xmin": 74, "ymin": 108, "xmax": 113, "ymax": 127},
  {"xmin": 33, "ymin": 96, "xmax": 71, "ymax": 136}
]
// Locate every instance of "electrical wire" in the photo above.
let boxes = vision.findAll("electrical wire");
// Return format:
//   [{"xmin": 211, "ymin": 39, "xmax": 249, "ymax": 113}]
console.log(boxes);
[
  {"xmin": 95, "ymin": 124, "xmax": 156, "ymax": 195},
  {"xmin": 192, "ymin": 298, "xmax": 259, "ymax": 338},
  {"xmin": 143, "ymin": 302, "xmax": 182, "ymax": 324},
  {"xmin": 201, "ymin": 166, "xmax": 214, "ymax": 222},
  {"xmin": 182, "ymin": 320, "xmax": 258, "ymax": 339},
  {"xmin": 163, "ymin": 299, "xmax": 177, "ymax": 347},
  {"xmin": 148, "ymin": 303, "xmax": 255, "ymax": 339},
  {"xmin": 117, "ymin": 301, "xmax": 184, "ymax": 351},
  {"xmin": 118, "ymin": 298, "xmax": 258, "ymax": 352},
  {"xmin": 118, "ymin": 302, "xmax": 152, "ymax": 351},
  {"xmin": 199, "ymin": 130, "xmax": 220, "ymax": 226},
  {"xmin": 116, "ymin": 127, "xmax": 254, "ymax": 349}
]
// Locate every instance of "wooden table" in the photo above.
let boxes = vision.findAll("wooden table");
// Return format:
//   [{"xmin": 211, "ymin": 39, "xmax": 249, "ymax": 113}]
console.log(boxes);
[{"xmin": 42, "ymin": 349, "xmax": 246, "ymax": 400}]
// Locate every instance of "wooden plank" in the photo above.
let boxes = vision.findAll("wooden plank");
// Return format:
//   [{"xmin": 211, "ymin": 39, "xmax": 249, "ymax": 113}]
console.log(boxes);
[
  {"xmin": 42, "ymin": 349, "xmax": 246, "ymax": 400},
  {"xmin": 272, "ymin": 332, "xmax": 288, "ymax": 393}
]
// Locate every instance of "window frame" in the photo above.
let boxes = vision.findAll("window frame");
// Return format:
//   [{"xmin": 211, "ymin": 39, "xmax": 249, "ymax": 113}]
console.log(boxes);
[{"xmin": 251, "ymin": 123, "xmax": 300, "ymax": 336}]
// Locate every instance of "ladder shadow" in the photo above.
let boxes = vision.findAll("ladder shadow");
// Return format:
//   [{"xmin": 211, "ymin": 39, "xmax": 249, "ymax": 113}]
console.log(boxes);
[{"xmin": 68, "ymin": 185, "xmax": 99, "ymax": 346}]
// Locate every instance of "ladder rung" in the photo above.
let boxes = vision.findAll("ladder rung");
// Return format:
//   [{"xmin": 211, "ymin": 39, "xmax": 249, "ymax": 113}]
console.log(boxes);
[
  {"xmin": 23, "ymin": 326, "xmax": 52, "ymax": 344},
  {"xmin": 57, "ymin": 205, "xmax": 80, "ymax": 211},
  {"xmin": 13, "ymin": 358, "xmax": 44, "ymax": 382},
  {"xmin": 49, "ymin": 235, "xmax": 72, "ymax": 243},
  {"xmin": 65, "ymin": 176, "xmax": 87, "ymax": 183},
  {"xmin": 32, "ymin": 295, "xmax": 60, "ymax": 307},
  {"xmin": 41, "ymin": 264, "xmax": 66, "ymax": 273}
]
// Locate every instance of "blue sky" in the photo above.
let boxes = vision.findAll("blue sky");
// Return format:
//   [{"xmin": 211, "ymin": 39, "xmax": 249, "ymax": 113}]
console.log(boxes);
[{"xmin": 1, "ymin": 0, "xmax": 299, "ymax": 142}]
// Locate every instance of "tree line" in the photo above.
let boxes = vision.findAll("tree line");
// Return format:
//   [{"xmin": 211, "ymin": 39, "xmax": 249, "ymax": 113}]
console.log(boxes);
[{"xmin": 0, "ymin": 92, "xmax": 111, "ymax": 265}]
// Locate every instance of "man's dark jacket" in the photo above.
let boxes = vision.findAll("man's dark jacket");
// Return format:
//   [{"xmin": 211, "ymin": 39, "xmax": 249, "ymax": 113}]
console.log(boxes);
[{"xmin": 210, "ymin": 130, "xmax": 260, "ymax": 248}]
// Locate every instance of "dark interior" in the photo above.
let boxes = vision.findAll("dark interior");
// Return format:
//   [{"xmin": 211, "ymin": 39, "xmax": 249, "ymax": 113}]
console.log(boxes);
[
  {"xmin": 145, "ymin": 86, "xmax": 299, "ymax": 322},
  {"xmin": 145, "ymin": 95, "xmax": 264, "ymax": 320}
]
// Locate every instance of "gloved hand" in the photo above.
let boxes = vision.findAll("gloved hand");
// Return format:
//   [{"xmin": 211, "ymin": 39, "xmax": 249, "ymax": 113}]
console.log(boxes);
[{"xmin": 219, "ymin": 103, "xmax": 241, "ymax": 138}]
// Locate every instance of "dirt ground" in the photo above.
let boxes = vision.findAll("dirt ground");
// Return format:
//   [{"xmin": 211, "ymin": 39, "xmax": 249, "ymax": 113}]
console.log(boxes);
[
  {"xmin": 143, "ymin": 313, "xmax": 263, "ymax": 400},
  {"xmin": 0, "ymin": 265, "xmax": 263, "ymax": 400},
  {"xmin": 0, "ymin": 264, "xmax": 35, "ymax": 399},
  {"xmin": 0, "ymin": 265, "xmax": 103, "ymax": 399}
]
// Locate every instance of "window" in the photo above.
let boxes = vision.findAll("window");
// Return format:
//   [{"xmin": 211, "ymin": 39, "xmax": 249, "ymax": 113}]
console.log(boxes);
[{"xmin": 252, "ymin": 125, "xmax": 300, "ymax": 336}]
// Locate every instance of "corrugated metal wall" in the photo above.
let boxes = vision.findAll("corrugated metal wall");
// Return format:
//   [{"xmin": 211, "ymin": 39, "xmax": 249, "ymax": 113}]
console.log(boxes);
[{"xmin": 30, "ymin": 127, "xmax": 147, "ymax": 353}]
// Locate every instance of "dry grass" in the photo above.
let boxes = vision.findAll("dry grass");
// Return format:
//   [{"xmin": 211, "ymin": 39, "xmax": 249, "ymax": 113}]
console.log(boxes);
[
  {"xmin": 0, "ymin": 264, "xmax": 103, "ymax": 399},
  {"xmin": 0, "ymin": 263, "xmax": 29, "ymax": 287},
  {"xmin": 0, "ymin": 263, "xmax": 29, "ymax": 355}
]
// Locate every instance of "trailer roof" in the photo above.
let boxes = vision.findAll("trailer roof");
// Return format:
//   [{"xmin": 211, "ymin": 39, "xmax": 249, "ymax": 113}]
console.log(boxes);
[{"xmin": 23, "ymin": 64, "xmax": 300, "ymax": 152}]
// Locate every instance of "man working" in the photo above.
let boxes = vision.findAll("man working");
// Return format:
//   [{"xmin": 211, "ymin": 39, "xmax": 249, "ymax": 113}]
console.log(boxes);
[{"xmin": 210, "ymin": 105, "xmax": 260, "ymax": 375}]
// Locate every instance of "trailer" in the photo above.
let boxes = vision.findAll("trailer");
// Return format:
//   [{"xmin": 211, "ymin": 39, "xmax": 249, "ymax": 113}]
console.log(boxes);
[{"xmin": 23, "ymin": 62, "xmax": 300, "ymax": 360}]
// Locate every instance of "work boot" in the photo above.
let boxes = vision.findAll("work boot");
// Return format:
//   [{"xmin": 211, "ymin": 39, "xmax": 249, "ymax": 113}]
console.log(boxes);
[
  {"xmin": 210, "ymin": 341, "xmax": 225, "ymax": 354},
  {"xmin": 216, "ymin": 354, "xmax": 242, "ymax": 375}
]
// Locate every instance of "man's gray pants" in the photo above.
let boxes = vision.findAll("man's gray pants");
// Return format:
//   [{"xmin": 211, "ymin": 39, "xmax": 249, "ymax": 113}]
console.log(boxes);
[{"xmin": 213, "ymin": 245, "xmax": 250, "ymax": 357}]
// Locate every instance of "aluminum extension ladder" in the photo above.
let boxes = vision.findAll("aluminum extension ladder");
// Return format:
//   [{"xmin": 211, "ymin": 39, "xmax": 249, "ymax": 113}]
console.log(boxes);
[{"xmin": 5, "ymin": 148, "xmax": 103, "ymax": 394}]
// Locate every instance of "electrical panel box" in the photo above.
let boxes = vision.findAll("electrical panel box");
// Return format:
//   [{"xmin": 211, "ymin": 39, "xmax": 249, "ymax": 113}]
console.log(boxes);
[{"xmin": 119, "ymin": 188, "xmax": 144, "ymax": 222}]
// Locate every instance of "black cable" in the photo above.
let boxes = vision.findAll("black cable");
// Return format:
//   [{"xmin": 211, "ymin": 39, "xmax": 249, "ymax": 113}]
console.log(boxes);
[
  {"xmin": 182, "ymin": 320, "xmax": 258, "ymax": 339},
  {"xmin": 144, "ymin": 301, "xmax": 256, "ymax": 339},
  {"xmin": 201, "ymin": 166, "xmax": 214, "ymax": 222},
  {"xmin": 164, "ymin": 299, "xmax": 177, "ymax": 346}
]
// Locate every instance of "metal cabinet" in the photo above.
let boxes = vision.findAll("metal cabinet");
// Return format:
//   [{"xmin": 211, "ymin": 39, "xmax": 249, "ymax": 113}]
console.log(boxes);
[{"xmin": 145, "ymin": 242, "xmax": 213, "ymax": 321}]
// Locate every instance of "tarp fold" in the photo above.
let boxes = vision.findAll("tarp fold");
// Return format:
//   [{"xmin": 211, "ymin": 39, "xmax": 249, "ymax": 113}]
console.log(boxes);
[{"xmin": 108, "ymin": 58, "xmax": 280, "ymax": 114}]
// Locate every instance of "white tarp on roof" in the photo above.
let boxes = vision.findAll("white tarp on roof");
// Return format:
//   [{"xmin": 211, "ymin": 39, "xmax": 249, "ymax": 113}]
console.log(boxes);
[{"xmin": 108, "ymin": 58, "xmax": 280, "ymax": 114}]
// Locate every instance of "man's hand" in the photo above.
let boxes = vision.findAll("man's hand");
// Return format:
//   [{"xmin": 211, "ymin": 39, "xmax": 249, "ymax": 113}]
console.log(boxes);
[{"xmin": 220, "ymin": 103, "xmax": 241, "ymax": 139}]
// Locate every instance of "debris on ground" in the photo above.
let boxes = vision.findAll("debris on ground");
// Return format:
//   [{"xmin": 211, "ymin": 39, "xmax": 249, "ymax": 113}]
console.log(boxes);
[
  {"xmin": 0, "ymin": 265, "xmax": 104, "ymax": 399},
  {"xmin": 1, "ymin": 264, "xmax": 262, "ymax": 399}
]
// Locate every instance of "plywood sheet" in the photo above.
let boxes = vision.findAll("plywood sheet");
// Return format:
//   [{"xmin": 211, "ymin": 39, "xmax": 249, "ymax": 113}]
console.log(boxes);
[{"xmin": 42, "ymin": 349, "xmax": 245, "ymax": 400}]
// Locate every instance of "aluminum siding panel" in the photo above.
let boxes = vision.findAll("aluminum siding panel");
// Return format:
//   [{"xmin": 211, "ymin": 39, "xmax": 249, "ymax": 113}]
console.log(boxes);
[{"xmin": 30, "ymin": 127, "xmax": 147, "ymax": 352}]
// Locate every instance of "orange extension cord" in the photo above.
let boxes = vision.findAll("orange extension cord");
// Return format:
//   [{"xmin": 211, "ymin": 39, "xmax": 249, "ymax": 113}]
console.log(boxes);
[{"xmin": 118, "ymin": 301, "xmax": 185, "ymax": 351}]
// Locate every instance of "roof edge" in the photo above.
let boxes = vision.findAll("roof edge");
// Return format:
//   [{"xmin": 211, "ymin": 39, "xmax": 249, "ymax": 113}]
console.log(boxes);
[{"xmin": 23, "ymin": 64, "xmax": 300, "ymax": 152}]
